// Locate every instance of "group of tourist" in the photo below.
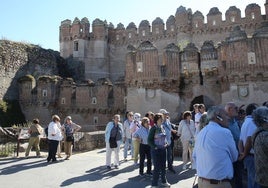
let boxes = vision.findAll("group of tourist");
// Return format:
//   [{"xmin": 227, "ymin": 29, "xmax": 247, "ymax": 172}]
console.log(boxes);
[
  {"xmin": 25, "ymin": 101, "xmax": 268, "ymax": 188},
  {"xmin": 25, "ymin": 115, "xmax": 81, "ymax": 162},
  {"xmin": 105, "ymin": 101, "xmax": 268, "ymax": 188}
]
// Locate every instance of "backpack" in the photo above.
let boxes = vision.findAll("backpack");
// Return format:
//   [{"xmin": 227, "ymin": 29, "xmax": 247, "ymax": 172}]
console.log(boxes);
[{"xmin": 44, "ymin": 126, "xmax": 48, "ymax": 137}]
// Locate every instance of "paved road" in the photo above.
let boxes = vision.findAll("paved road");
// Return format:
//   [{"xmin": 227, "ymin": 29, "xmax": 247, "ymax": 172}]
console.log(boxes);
[{"xmin": 0, "ymin": 148, "xmax": 197, "ymax": 188}]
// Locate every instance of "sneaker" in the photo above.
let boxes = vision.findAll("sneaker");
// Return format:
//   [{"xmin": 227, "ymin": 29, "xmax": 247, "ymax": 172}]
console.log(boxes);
[
  {"xmin": 161, "ymin": 182, "xmax": 171, "ymax": 187},
  {"xmin": 139, "ymin": 173, "xmax": 144, "ymax": 177},
  {"xmin": 114, "ymin": 165, "xmax": 119, "ymax": 169},
  {"xmin": 57, "ymin": 155, "xmax": 63, "ymax": 158},
  {"xmin": 182, "ymin": 164, "xmax": 187, "ymax": 170},
  {"xmin": 168, "ymin": 168, "xmax": 176, "ymax": 174},
  {"xmin": 107, "ymin": 166, "xmax": 111, "ymax": 170},
  {"xmin": 124, "ymin": 158, "xmax": 127, "ymax": 162}
]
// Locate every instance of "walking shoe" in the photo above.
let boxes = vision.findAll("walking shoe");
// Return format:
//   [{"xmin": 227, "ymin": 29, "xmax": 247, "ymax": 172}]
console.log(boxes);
[
  {"xmin": 168, "ymin": 168, "xmax": 176, "ymax": 174},
  {"xmin": 161, "ymin": 182, "xmax": 171, "ymax": 187},
  {"xmin": 139, "ymin": 173, "xmax": 144, "ymax": 177},
  {"xmin": 114, "ymin": 165, "xmax": 119, "ymax": 169},
  {"xmin": 107, "ymin": 166, "xmax": 111, "ymax": 170},
  {"xmin": 124, "ymin": 158, "xmax": 127, "ymax": 162}
]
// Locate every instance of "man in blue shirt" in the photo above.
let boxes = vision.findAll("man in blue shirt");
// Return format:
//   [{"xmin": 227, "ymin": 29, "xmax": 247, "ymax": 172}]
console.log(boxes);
[
  {"xmin": 225, "ymin": 102, "xmax": 243, "ymax": 188},
  {"xmin": 160, "ymin": 109, "xmax": 176, "ymax": 174},
  {"xmin": 193, "ymin": 106, "xmax": 238, "ymax": 188}
]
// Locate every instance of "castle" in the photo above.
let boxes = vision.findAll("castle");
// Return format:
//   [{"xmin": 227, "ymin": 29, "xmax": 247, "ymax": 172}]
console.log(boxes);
[{"xmin": 16, "ymin": 1, "xmax": 268, "ymax": 128}]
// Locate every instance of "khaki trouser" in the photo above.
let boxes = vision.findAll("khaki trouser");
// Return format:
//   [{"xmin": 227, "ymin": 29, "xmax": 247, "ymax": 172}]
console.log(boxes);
[
  {"xmin": 25, "ymin": 136, "xmax": 40, "ymax": 157},
  {"xmin": 198, "ymin": 178, "xmax": 232, "ymax": 188},
  {"xmin": 64, "ymin": 139, "xmax": 73, "ymax": 158},
  {"xmin": 132, "ymin": 139, "xmax": 140, "ymax": 163}
]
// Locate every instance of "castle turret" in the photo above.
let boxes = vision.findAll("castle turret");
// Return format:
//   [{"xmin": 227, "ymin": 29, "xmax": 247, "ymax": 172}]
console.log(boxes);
[
  {"xmin": 245, "ymin": 3, "xmax": 262, "ymax": 22},
  {"xmin": 138, "ymin": 20, "xmax": 151, "ymax": 38},
  {"xmin": 115, "ymin": 23, "xmax": 125, "ymax": 42},
  {"xmin": 126, "ymin": 22, "xmax": 137, "ymax": 41},
  {"xmin": 152, "ymin": 17, "xmax": 165, "ymax": 36},
  {"xmin": 92, "ymin": 18, "xmax": 107, "ymax": 40},
  {"xmin": 71, "ymin": 17, "xmax": 89, "ymax": 58},
  {"xmin": 192, "ymin": 11, "xmax": 204, "ymax": 30},
  {"xmin": 207, "ymin": 7, "xmax": 222, "ymax": 28},
  {"xmin": 176, "ymin": 6, "xmax": 193, "ymax": 33},
  {"xmin": 166, "ymin": 16, "xmax": 176, "ymax": 36},
  {"xmin": 81, "ymin": 17, "xmax": 90, "ymax": 39},
  {"xmin": 225, "ymin": 6, "xmax": 241, "ymax": 25},
  {"xmin": 59, "ymin": 19, "xmax": 72, "ymax": 58}
]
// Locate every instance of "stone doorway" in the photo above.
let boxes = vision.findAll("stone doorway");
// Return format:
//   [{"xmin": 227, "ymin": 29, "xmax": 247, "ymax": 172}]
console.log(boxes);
[{"xmin": 190, "ymin": 95, "xmax": 215, "ymax": 111}]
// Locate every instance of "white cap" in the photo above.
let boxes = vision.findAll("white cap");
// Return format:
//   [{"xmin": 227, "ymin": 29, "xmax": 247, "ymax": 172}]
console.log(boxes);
[{"xmin": 159, "ymin": 109, "xmax": 169, "ymax": 114}]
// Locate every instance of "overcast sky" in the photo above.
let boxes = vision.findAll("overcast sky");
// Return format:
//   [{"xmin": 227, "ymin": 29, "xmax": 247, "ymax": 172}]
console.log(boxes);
[{"xmin": 0, "ymin": 0, "xmax": 265, "ymax": 51}]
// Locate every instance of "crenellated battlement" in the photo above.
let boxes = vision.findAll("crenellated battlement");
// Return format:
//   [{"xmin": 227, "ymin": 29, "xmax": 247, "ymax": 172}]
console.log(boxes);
[{"xmin": 60, "ymin": 3, "xmax": 267, "ymax": 46}]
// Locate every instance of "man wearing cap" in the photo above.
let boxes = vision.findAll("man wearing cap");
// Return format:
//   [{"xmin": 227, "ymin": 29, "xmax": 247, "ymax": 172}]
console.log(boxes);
[{"xmin": 160, "ymin": 109, "xmax": 176, "ymax": 174}]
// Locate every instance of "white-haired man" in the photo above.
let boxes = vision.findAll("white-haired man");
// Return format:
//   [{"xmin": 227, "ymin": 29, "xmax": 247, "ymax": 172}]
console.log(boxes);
[{"xmin": 193, "ymin": 106, "xmax": 238, "ymax": 188}]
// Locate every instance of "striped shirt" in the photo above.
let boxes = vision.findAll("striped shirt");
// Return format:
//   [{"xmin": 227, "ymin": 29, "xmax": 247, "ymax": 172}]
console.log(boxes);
[{"xmin": 133, "ymin": 125, "xmax": 149, "ymax": 145}]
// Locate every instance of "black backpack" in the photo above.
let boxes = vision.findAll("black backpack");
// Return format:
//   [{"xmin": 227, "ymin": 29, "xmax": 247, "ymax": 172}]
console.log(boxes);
[{"xmin": 44, "ymin": 126, "xmax": 48, "ymax": 137}]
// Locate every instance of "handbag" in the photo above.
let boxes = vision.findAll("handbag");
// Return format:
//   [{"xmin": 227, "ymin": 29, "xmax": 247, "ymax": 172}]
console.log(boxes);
[
  {"xmin": 109, "ymin": 137, "xmax": 117, "ymax": 148},
  {"xmin": 66, "ymin": 135, "xmax": 74, "ymax": 142},
  {"xmin": 186, "ymin": 121, "xmax": 195, "ymax": 148}
]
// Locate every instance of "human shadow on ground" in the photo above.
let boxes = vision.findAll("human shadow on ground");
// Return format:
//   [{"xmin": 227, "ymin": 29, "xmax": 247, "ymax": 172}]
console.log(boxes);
[
  {"xmin": 0, "ymin": 157, "xmax": 62, "ymax": 175},
  {"xmin": 60, "ymin": 160, "xmax": 140, "ymax": 187},
  {"xmin": 60, "ymin": 160, "xmax": 197, "ymax": 187},
  {"xmin": 0, "ymin": 157, "xmax": 24, "ymax": 166}
]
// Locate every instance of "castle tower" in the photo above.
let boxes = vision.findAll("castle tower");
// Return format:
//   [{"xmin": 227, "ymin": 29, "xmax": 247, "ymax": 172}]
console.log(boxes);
[
  {"xmin": 192, "ymin": 11, "xmax": 205, "ymax": 30},
  {"xmin": 126, "ymin": 22, "xmax": 138, "ymax": 41},
  {"xmin": 115, "ymin": 23, "xmax": 125, "ymax": 43},
  {"xmin": 207, "ymin": 7, "xmax": 222, "ymax": 29},
  {"xmin": 152, "ymin": 17, "xmax": 165, "ymax": 37},
  {"xmin": 138, "ymin": 20, "xmax": 151, "ymax": 39},
  {"xmin": 59, "ymin": 19, "xmax": 72, "ymax": 58},
  {"xmin": 71, "ymin": 17, "xmax": 89, "ymax": 58},
  {"xmin": 84, "ymin": 18, "xmax": 109, "ymax": 81},
  {"xmin": 175, "ymin": 6, "xmax": 192, "ymax": 31},
  {"xmin": 225, "ymin": 6, "xmax": 241, "ymax": 25},
  {"xmin": 166, "ymin": 16, "xmax": 176, "ymax": 36},
  {"xmin": 175, "ymin": 6, "xmax": 192, "ymax": 50}
]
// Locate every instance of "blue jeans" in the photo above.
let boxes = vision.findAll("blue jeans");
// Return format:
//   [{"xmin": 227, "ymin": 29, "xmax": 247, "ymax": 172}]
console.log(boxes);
[
  {"xmin": 166, "ymin": 144, "xmax": 174, "ymax": 169},
  {"xmin": 244, "ymin": 155, "xmax": 260, "ymax": 188},
  {"xmin": 151, "ymin": 148, "xmax": 167, "ymax": 186},
  {"xmin": 123, "ymin": 138, "xmax": 133, "ymax": 159}
]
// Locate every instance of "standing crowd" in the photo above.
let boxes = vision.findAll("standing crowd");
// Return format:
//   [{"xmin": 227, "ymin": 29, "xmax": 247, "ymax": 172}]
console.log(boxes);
[
  {"xmin": 105, "ymin": 101, "xmax": 268, "ymax": 188},
  {"xmin": 25, "ymin": 115, "xmax": 81, "ymax": 162},
  {"xmin": 24, "ymin": 101, "xmax": 268, "ymax": 188}
]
